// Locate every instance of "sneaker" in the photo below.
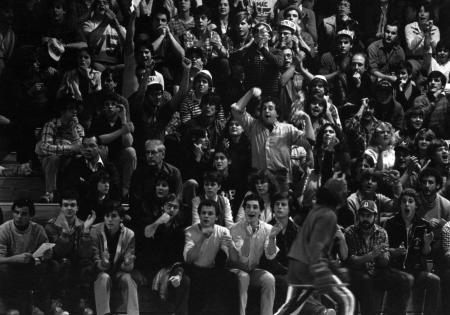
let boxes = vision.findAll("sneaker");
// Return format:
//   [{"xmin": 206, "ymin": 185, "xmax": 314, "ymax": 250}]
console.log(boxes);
[
  {"xmin": 324, "ymin": 309, "xmax": 336, "ymax": 315},
  {"xmin": 40, "ymin": 192, "xmax": 54, "ymax": 203}
]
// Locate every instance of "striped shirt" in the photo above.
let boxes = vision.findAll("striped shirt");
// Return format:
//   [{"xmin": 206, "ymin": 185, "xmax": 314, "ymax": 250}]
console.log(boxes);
[{"xmin": 179, "ymin": 90, "xmax": 226, "ymax": 125}]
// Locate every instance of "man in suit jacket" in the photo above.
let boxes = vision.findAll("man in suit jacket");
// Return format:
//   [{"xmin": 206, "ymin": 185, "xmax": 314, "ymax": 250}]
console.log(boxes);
[{"xmin": 58, "ymin": 134, "xmax": 121, "ymax": 202}]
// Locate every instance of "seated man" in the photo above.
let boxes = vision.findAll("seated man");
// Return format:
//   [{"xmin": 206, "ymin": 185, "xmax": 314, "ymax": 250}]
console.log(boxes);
[
  {"xmin": 0, "ymin": 199, "xmax": 55, "ymax": 315},
  {"xmin": 91, "ymin": 202, "xmax": 138, "ymax": 315},
  {"xmin": 385, "ymin": 188, "xmax": 440, "ymax": 315},
  {"xmin": 184, "ymin": 199, "xmax": 238, "ymax": 315},
  {"xmin": 36, "ymin": 97, "xmax": 85, "ymax": 202},
  {"xmin": 90, "ymin": 91, "xmax": 136, "ymax": 198},
  {"xmin": 45, "ymin": 190, "xmax": 96, "ymax": 314},
  {"xmin": 58, "ymin": 134, "xmax": 121, "ymax": 204},
  {"xmin": 129, "ymin": 139, "xmax": 183, "ymax": 223},
  {"xmin": 345, "ymin": 200, "xmax": 413, "ymax": 315},
  {"xmin": 229, "ymin": 193, "xmax": 279, "ymax": 315}
]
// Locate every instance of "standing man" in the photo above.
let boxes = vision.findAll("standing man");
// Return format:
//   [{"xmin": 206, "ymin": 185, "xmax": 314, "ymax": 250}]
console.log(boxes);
[
  {"xmin": 231, "ymin": 87, "xmax": 315, "ymax": 191},
  {"xmin": 276, "ymin": 178, "xmax": 354, "ymax": 315}
]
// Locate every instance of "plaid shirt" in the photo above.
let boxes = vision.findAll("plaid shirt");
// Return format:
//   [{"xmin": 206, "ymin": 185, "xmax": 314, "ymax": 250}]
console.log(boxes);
[
  {"xmin": 38, "ymin": 117, "xmax": 84, "ymax": 156},
  {"xmin": 345, "ymin": 224, "xmax": 389, "ymax": 275},
  {"xmin": 169, "ymin": 18, "xmax": 195, "ymax": 39},
  {"xmin": 442, "ymin": 221, "xmax": 450, "ymax": 255}
]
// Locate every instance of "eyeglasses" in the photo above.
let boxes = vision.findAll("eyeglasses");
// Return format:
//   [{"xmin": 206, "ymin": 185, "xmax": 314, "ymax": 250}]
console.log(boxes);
[{"xmin": 62, "ymin": 202, "xmax": 77, "ymax": 207}]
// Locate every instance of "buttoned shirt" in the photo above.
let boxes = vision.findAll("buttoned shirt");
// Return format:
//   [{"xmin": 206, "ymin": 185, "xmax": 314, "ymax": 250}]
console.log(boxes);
[
  {"xmin": 86, "ymin": 155, "xmax": 104, "ymax": 172},
  {"xmin": 229, "ymin": 220, "xmax": 278, "ymax": 272},
  {"xmin": 183, "ymin": 224, "xmax": 230, "ymax": 268},
  {"xmin": 232, "ymin": 110, "xmax": 308, "ymax": 182},
  {"xmin": 345, "ymin": 224, "xmax": 390, "ymax": 275},
  {"xmin": 367, "ymin": 39, "xmax": 405, "ymax": 75},
  {"xmin": 38, "ymin": 117, "xmax": 85, "ymax": 156}
]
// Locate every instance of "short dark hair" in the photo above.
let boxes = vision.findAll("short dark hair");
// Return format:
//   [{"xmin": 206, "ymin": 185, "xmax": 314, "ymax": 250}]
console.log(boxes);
[
  {"xmin": 59, "ymin": 190, "xmax": 79, "ymax": 204},
  {"xmin": 385, "ymin": 20, "xmax": 400, "ymax": 32},
  {"xmin": 427, "ymin": 138, "xmax": 449, "ymax": 159},
  {"xmin": 260, "ymin": 96, "xmax": 280, "ymax": 114},
  {"xmin": 270, "ymin": 191, "xmax": 296, "ymax": 214},
  {"xmin": 198, "ymin": 199, "xmax": 219, "ymax": 215},
  {"xmin": 428, "ymin": 70, "xmax": 447, "ymax": 86},
  {"xmin": 12, "ymin": 199, "xmax": 35, "ymax": 217},
  {"xmin": 194, "ymin": 5, "xmax": 211, "ymax": 19},
  {"xmin": 395, "ymin": 60, "xmax": 413, "ymax": 75},
  {"xmin": 152, "ymin": 6, "xmax": 171, "ymax": 22},
  {"xmin": 203, "ymin": 171, "xmax": 223, "ymax": 185},
  {"xmin": 419, "ymin": 167, "xmax": 442, "ymax": 189},
  {"xmin": 104, "ymin": 200, "xmax": 126, "ymax": 218},
  {"xmin": 200, "ymin": 93, "xmax": 221, "ymax": 108},
  {"xmin": 102, "ymin": 90, "xmax": 123, "ymax": 105},
  {"xmin": 243, "ymin": 193, "xmax": 265, "ymax": 211},
  {"xmin": 436, "ymin": 40, "xmax": 450, "ymax": 53},
  {"xmin": 101, "ymin": 68, "xmax": 119, "ymax": 82}
]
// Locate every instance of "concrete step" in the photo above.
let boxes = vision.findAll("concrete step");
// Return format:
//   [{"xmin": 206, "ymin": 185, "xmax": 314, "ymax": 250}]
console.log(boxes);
[{"xmin": 0, "ymin": 176, "xmax": 45, "ymax": 202}]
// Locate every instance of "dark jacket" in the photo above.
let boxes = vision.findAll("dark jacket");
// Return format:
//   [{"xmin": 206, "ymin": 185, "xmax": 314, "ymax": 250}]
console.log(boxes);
[
  {"xmin": 261, "ymin": 218, "xmax": 299, "ymax": 275},
  {"xmin": 58, "ymin": 156, "xmax": 121, "ymax": 201},
  {"xmin": 385, "ymin": 212, "xmax": 431, "ymax": 273},
  {"xmin": 129, "ymin": 162, "xmax": 183, "ymax": 221}
]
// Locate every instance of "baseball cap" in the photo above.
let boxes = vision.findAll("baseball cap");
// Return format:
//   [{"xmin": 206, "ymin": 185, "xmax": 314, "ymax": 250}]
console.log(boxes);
[
  {"xmin": 147, "ymin": 73, "xmax": 164, "ymax": 88},
  {"xmin": 280, "ymin": 20, "xmax": 297, "ymax": 33},
  {"xmin": 336, "ymin": 29, "xmax": 355, "ymax": 40},
  {"xmin": 194, "ymin": 69, "xmax": 213, "ymax": 83},
  {"xmin": 359, "ymin": 200, "xmax": 378, "ymax": 214},
  {"xmin": 291, "ymin": 146, "xmax": 307, "ymax": 159}
]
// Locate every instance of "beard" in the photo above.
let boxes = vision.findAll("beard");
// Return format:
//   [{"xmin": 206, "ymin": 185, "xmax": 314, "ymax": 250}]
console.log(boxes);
[{"xmin": 359, "ymin": 220, "xmax": 373, "ymax": 230}]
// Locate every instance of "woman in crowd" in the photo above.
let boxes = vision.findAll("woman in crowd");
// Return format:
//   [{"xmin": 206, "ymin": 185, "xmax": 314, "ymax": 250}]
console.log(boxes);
[
  {"xmin": 364, "ymin": 121, "xmax": 396, "ymax": 171},
  {"xmin": 235, "ymin": 169, "xmax": 280, "ymax": 223},
  {"xmin": 56, "ymin": 47, "xmax": 101, "ymax": 101}
]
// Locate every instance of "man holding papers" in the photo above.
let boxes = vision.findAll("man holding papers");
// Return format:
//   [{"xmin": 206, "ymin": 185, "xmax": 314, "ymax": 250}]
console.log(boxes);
[{"xmin": 0, "ymin": 199, "xmax": 56, "ymax": 315}]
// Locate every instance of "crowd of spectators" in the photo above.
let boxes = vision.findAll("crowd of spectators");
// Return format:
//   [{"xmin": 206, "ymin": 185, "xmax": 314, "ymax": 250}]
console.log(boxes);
[{"xmin": 1, "ymin": 0, "xmax": 450, "ymax": 314}]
